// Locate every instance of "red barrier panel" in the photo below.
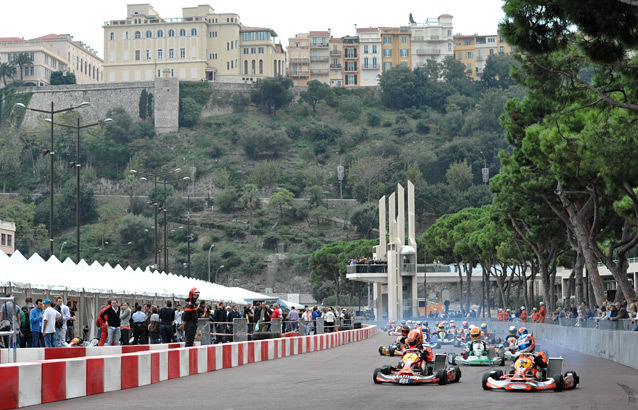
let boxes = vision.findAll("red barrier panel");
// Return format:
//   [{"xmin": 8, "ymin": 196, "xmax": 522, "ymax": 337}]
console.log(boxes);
[
  {"xmin": 261, "ymin": 340, "xmax": 269, "ymax": 361},
  {"xmin": 167, "ymin": 350, "xmax": 180, "ymax": 379},
  {"xmin": 86, "ymin": 357, "xmax": 104, "ymax": 396},
  {"xmin": 41, "ymin": 361, "xmax": 66, "ymax": 403},
  {"xmin": 0, "ymin": 366, "xmax": 19, "ymax": 410},
  {"xmin": 188, "ymin": 349, "xmax": 198, "ymax": 376},
  {"xmin": 122, "ymin": 346, "xmax": 149, "ymax": 354},
  {"xmin": 237, "ymin": 343, "xmax": 244, "ymax": 366},
  {"xmin": 120, "ymin": 355, "xmax": 138, "ymax": 390},
  {"xmin": 206, "ymin": 345, "xmax": 216, "ymax": 372},
  {"xmin": 247, "ymin": 341, "xmax": 255, "ymax": 364},
  {"xmin": 222, "ymin": 344, "xmax": 232, "ymax": 368},
  {"xmin": 44, "ymin": 347, "xmax": 86, "ymax": 361},
  {"xmin": 150, "ymin": 352, "xmax": 160, "ymax": 384}
]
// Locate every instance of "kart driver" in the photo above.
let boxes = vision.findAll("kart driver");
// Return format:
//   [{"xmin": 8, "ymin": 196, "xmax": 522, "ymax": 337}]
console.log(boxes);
[
  {"xmin": 505, "ymin": 325, "xmax": 518, "ymax": 346},
  {"xmin": 480, "ymin": 323, "xmax": 489, "ymax": 340},
  {"xmin": 405, "ymin": 329, "xmax": 434, "ymax": 363},
  {"xmin": 396, "ymin": 325, "xmax": 410, "ymax": 348},
  {"xmin": 461, "ymin": 326, "xmax": 489, "ymax": 359},
  {"xmin": 510, "ymin": 333, "xmax": 547, "ymax": 380}
]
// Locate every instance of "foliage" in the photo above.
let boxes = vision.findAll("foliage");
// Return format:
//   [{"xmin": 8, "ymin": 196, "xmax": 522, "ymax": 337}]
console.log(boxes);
[
  {"xmin": 116, "ymin": 214, "xmax": 154, "ymax": 258},
  {"xmin": 251, "ymin": 160, "xmax": 281, "ymax": 189},
  {"xmin": 50, "ymin": 71, "xmax": 76, "ymax": 85},
  {"xmin": 0, "ymin": 62, "xmax": 16, "ymax": 87},
  {"xmin": 300, "ymin": 80, "xmax": 334, "ymax": 112},
  {"xmin": 445, "ymin": 159, "xmax": 473, "ymax": 191},
  {"xmin": 215, "ymin": 187, "xmax": 243, "ymax": 213},
  {"xmin": 0, "ymin": 197, "xmax": 47, "ymax": 254},
  {"xmin": 33, "ymin": 179, "xmax": 98, "ymax": 233},
  {"xmin": 239, "ymin": 127, "xmax": 291, "ymax": 158},
  {"xmin": 250, "ymin": 76, "xmax": 293, "ymax": 115},
  {"xmin": 346, "ymin": 156, "xmax": 390, "ymax": 202},
  {"xmin": 179, "ymin": 97, "xmax": 202, "ymax": 128},
  {"xmin": 338, "ymin": 95, "xmax": 363, "ymax": 122},
  {"xmin": 268, "ymin": 188, "xmax": 296, "ymax": 221},
  {"xmin": 350, "ymin": 202, "xmax": 379, "ymax": 239}
]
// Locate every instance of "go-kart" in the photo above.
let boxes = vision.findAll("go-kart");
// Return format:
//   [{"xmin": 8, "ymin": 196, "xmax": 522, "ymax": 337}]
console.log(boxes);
[
  {"xmin": 425, "ymin": 333, "xmax": 441, "ymax": 349},
  {"xmin": 482, "ymin": 353, "xmax": 579, "ymax": 392},
  {"xmin": 500, "ymin": 335, "xmax": 519, "ymax": 360},
  {"xmin": 373, "ymin": 352, "xmax": 461, "ymax": 385},
  {"xmin": 437, "ymin": 330, "xmax": 456, "ymax": 345},
  {"xmin": 448, "ymin": 342, "xmax": 505, "ymax": 366},
  {"xmin": 388, "ymin": 327, "xmax": 402, "ymax": 336},
  {"xmin": 379, "ymin": 341, "xmax": 406, "ymax": 356},
  {"xmin": 453, "ymin": 329, "xmax": 470, "ymax": 347}
]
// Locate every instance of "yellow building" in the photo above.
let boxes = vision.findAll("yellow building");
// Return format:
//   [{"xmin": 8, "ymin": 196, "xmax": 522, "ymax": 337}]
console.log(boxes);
[
  {"xmin": 0, "ymin": 34, "xmax": 103, "ymax": 86},
  {"xmin": 329, "ymin": 38, "xmax": 343, "ymax": 87},
  {"xmin": 103, "ymin": 4, "xmax": 285, "ymax": 83},
  {"xmin": 0, "ymin": 220, "xmax": 16, "ymax": 256},
  {"xmin": 380, "ymin": 27, "xmax": 411, "ymax": 72},
  {"xmin": 287, "ymin": 33, "xmax": 310, "ymax": 86},
  {"xmin": 453, "ymin": 33, "xmax": 514, "ymax": 80}
]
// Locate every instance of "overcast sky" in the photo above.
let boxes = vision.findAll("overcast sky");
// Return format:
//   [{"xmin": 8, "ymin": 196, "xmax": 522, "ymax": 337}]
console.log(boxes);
[{"xmin": 1, "ymin": 0, "xmax": 506, "ymax": 59}]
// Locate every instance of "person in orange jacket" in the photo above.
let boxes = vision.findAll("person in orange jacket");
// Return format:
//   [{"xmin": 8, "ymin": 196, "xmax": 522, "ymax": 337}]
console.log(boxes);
[
  {"xmin": 520, "ymin": 306, "xmax": 528, "ymax": 323},
  {"xmin": 531, "ymin": 307, "xmax": 541, "ymax": 323},
  {"xmin": 539, "ymin": 302, "xmax": 546, "ymax": 323},
  {"xmin": 497, "ymin": 308, "xmax": 504, "ymax": 321},
  {"xmin": 504, "ymin": 309, "xmax": 511, "ymax": 321}
]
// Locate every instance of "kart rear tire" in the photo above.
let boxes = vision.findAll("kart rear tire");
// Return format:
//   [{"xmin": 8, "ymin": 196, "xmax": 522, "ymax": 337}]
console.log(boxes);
[
  {"xmin": 494, "ymin": 370, "xmax": 503, "ymax": 379},
  {"xmin": 435, "ymin": 369, "xmax": 447, "ymax": 385},
  {"xmin": 381, "ymin": 365, "xmax": 392, "ymax": 374},
  {"xmin": 378, "ymin": 346, "xmax": 384, "ymax": 356},
  {"xmin": 454, "ymin": 366, "xmax": 462, "ymax": 382},
  {"xmin": 373, "ymin": 368, "xmax": 382, "ymax": 384},
  {"xmin": 481, "ymin": 372, "xmax": 491, "ymax": 390},
  {"xmin": 499, "ymin": 354, "xmax": 505, "ymax": 367},
  {"xmin": 553, "ymin": 374, "xmax": 565, "ymax": 392},
  {"xmin": 565, "ymin": 371, "xmax": 579, "ymax": 389},
  {"xmin": 388, "ymin": 346, "xmax": 396, "ymax": 356},
  {"xmin": 447, "ymin": 353, "xmax": 456, "ymax": 365}
]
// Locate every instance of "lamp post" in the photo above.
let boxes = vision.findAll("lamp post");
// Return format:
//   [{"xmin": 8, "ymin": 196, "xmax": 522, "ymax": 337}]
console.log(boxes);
[
  {"xmin": 207, "ymin": 243, "xmax": 215, "ymax": 282},
  {"xmin": 46, "ymin": 117, "xmax": 112, "ymax": 263},
  {"xmin": 15, "ymin": 101, "xmax": 89, "ymax": 256},
  {"xmin": 215, "ymin": 265, "xmax": 225, "ymax": 284},
  {"xmin": 186, "ymin": 193, "xmax": 191, "ymax": 277},
  {"xmin": 59, "ymin": 241, "xmax": 67, "ymax": 260},
  {"xmin": 480, "ymin": 151, "xmax": 489, "ymax": 185},
  {"xmin": 157, "ymin": 173, "xmax": 187, "ymax": 274}
]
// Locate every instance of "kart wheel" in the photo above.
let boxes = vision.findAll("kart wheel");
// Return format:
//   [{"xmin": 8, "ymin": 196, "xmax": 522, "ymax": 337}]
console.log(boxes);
[
  {"xmin": 481, "ymin": 372, "xmax": 491, "ymax": 390},
  {"xmin": 373, "ymin": 368, "xmax": 382, "ymax": 384},
  {"xmin": 565, "ymin": 371, "xmax": 579, "ymax": 389},
  {"xmin": 378, "ymin": 346, "xmax": 384, "ymax": 356},
  {"xmin": 388, "ymin": 346, "xmax": 396, "ymax": 356},
  {"xmin": 381, "ymin": 365, "xmax": 392, "ymax": 375},
  {"xmin": 447, "ymin": 353, "xmax": 456, "ymax": 365},
  {"xmin": 553, "ymin": 374, "xmax": 565, "ymax": 392},
  {"xmin": 454, "ymin": 366, "xmax": 462, "ymax": 382},
  {"xmin": 494, "ymin": 370, "xmax": 503, "ymax": 379},
  {"xmin": 435, "ymin": 369, "xmax": 448, "ymax": 385},
  {"xmin": 498, "ymin": 354, "xmax": 505, "ymax": 367}
]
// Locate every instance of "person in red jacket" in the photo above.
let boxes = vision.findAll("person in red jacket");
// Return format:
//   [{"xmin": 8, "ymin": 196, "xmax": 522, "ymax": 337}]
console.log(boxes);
[
  {"xmin": 270, "ymin": 303, "xmax": 282, "ymax": 333},
  {"xmin": 520, "ymin": 306, "xmax": 528, "ymax": 323},
  {"xmin": 539, "ymin": 302, "xmax": 546, "ymax": 323},
  {"xmin": 531, "ymin": 307, "xmax": 541, "ymax": 323},
  {"xmin": 97, "ymin": 300, "xmax": 110, "ymax": 346}
]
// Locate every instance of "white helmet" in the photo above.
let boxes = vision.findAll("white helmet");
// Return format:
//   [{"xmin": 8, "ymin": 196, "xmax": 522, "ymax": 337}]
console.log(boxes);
[{"xmin": 520, "ymin": 306, "xmax": 526, "ymax": 310}]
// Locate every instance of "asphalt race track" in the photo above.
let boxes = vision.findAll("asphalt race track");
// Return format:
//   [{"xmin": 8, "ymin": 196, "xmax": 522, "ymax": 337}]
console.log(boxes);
[{"xmin": 37, "ymin": 331, "xmax": 638, "ymax": 410}]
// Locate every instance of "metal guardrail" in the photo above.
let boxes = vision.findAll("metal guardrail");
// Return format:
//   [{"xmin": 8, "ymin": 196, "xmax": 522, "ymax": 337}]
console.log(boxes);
[{"xmin": 0, "ymin": 296, "xmax": 18, "ymax": 363}]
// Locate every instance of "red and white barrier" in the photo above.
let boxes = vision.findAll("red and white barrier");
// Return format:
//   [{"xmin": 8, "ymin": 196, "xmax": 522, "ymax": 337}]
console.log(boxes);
[{"xmin": 0, "ymin": 326, "xmax": 376, "ymax": 410}]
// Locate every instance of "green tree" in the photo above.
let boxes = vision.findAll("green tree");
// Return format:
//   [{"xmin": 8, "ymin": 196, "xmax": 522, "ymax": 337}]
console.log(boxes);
[
  {"xmin": 148, "ymin": 184, "xmax": 174, "ymax": 208},
  {"xmin": 0, "ymin": 62, "xmax": 16, "ymax": 87},
  {"xmin": 338, "ymin": 95, "xmax": 363, "ymax": 122},
  {"xmin": 215, "ymin": 187, "xmax": 243, "ymax": 213},
  {"xmin": 482, "ymin": 54, "xmax": 515, "ymax": 89},
  {"xmin": 117, "ymin": 214, "xmax": 154, "ymax": 258},
  {"xmin": 379, "ymin": 66, "xmax": 418, "ymax": 109},
  {"xmin": 350, "ymin": 202, "xmax": 378, "ymax": 239},
  {"xmin": 251, "ymin": 160, "xmax": 280, "ymax": 190},
  {"xmin": 12, "ymin": 53, "xmax": 33, "ymax": 81},
  {"xmin": 300, "ymin": 80, "xmax": 334, "ymax": 112},
  {"xmin": 139, "ymin": 89, "xmax": 148, "ymax": 120},
  {"xmin": 445, "ymin": 159, "xmax": 473, "ymax": 191},
  {"xmin": 268, "ymin": 188, "xmax": 295, "ymax": 221},
  {"xmin": 0, "ymin": 197, "xmax": 47, "ymax": 254},
  {"xmin": 241, "ymin": 184, "xmax": 261, "ymax": 235},
  {"xmin": 179, "ymin": 97, "xmax": 202, "ymax": 128},
  {"xmin": 250, "ymin": 76, "xmax": 293, "ymax": 115},
  {"xmin": 50, "ymin": 71, "xmax": 76, "ymax": 85},
  {"xmin": 0, "ymin": 143, "xmax": 21, "ymax": 192},
  {"xmin": 303, "ymin": 166, "xmax": 325, "ymax": 188},
  {"xmin": 240, "ymin": 127, "xmax": 291, "ymax": 158},
  {"xmin": 346, "ymin": 156, "xmax": 390, "ymax": 202}
]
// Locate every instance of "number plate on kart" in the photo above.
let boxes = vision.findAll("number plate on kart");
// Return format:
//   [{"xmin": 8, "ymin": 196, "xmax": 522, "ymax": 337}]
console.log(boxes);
[
  {"xmin": 404, "ymin": 353, "xmax": 418, "ymax": 361},
  {"xmin": 508, "ymin": 383, "xmax": 528, "ymax": 389}
]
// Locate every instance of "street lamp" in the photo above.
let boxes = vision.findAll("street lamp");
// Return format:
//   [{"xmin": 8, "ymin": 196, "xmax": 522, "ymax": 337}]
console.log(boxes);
[
  {"xmin": 215, "ymin": 265, "xmax": 225, "ymax": 284},
  {"xmin": 46, "ymin": 117, "xmax": 112, "ymax": 263},
  {"xmin": 15, "ymin": 101, "xmax": 89, "ymax": 256},
  {"xmin": 480, "ymin": 151, "xmax": 489, "ymax": 185},
  {"xmin": 207, "ymin": 244, "xmax": 215, "ymax": 282},
  {"xmin": 59, "ymin": 241, "xmax": 67, "ymax": 260}
]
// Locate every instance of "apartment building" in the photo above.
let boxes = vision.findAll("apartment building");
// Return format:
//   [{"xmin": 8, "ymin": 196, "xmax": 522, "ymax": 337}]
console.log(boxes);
[
  {"xmin": 288, "ymin": 33, "xmax": 310, "ymax": 86},
  {"xmin": 329, "ymin": 38, "xmax": 343, "ymax": 87},
  {"xmin": 454, "ymin": 32, "xmax": 513, "ymax": 80},
  {"xmin": 309, "ymin": 31, "xmax": 330, "ymax": 85},
  {"xmin": 410, "ymin": 14, "xmax": 454, "ymax": 68},
  {"xmin": 380, "ymin": 27, "xmax": 411, "ymax": 72},
  {"xmin": 357, "ymin": 28, "xmax": 382, "ymax": 86},
  {"xmin": 343, "ymin": 36, "xmax": 360, "ymax": 87},
  {"xmin": 0, "ymin": 34, "xmax": 103, "ymax": 87},
  {"xmin": 103, "ymin": 4, "xmax": 285, "ymax": 83},
  {"xmin": 0, "ymin": 220, "xmax": 16, "ymax": 256}
]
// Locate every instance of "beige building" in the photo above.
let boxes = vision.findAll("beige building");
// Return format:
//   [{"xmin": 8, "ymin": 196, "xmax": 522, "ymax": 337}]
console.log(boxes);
[
  {"xmin": 103, "ymin": 4, "xmax": 285, "ymax": 83},
  {"xmin": 357, "ymin": 27, "xmax": 382, "ymax": 86},
  {"xmin": 410, "ymin": 15, "xmax": 454, "ymax": 69},
  {"xmin": 454, "ymin": 32, "xmax": 514, "ymax": 80},
  {"xmin": 0, "ymin": 220, "xmax": 16, "ymax": 256},
  {"xmin": 287, "ymin": 33, "xmax": 310, "ymax": 86},
  {"xmin": 329, "ymin": 38, "xmax": 343, "ymax": 87},
  {"xmin": 309, "ymin": 31, "xmax": 330, "ymax": 85},
  {"xmin": 0, "ymin": 34, "xmax": 103, "ymax": 87}
]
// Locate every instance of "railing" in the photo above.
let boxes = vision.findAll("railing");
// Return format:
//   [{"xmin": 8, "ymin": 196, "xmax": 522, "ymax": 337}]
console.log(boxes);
[
  {"xmin": 290, "ymin": 58, "xmax": 309, "ymax": 64},
  {"xmin": 330, "ymin": 50, "xmax": 341, "ymax": 55},
  {"xmin": 361, "ymin": 64, "xmax": 380, "ymax": 69},
  {"xmin": 416, "ymin": 48, "xmax": 440, "ymax": 55},
  {"xmin": 413, "ymin": 36, "xmax": 424, "ymax": 41},
  {"xmin": 347, "ymin": 264, "xmax": 388, "ymax": 274},
  {"xmin": 310, "ymin": 56, "xmax": 329, "ymax": 62},
  {"xmin": 290, "ymin": 72, "xmax": 309, "ymax": 78},
  {"xmin": 330, "ymin": 63, "xmax": 342, "ymax": 69},
  {"xmin": 477, "ymin": 317, "xmax": 637, "ymax": 332},
  {"xmin": 476, "ymin": 55, "xmax": 485, "ymax": 61},
  {"xmin": 310, "ymin": 69, "xmax": 329, "ymax": 75},
  {"xmin": 310, "ymin": 43, "xmax": 329, "ymax": 48}
]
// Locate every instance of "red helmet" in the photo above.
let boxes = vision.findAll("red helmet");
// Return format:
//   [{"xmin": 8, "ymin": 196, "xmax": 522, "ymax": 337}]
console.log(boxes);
[
  {"xmin": 188, "ymin": 287, "xmax": 200, "ymax": 298},
  {"xmin": 401, "ymin": 325, "xmax": 410, "ymax": 337},
  {"xmin": 517, "ymin": 334, "xmax": 535, "ymax": 353},
  {"xmin": 462, "ymin": 321, "xmax": 468, "ymax": 328},
  {"xmin": 407, "ymin": 329, "xmax": 423, "ymax": 349}
]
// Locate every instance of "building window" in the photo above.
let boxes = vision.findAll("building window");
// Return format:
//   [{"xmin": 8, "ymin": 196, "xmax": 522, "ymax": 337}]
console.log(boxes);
[
  {"xmin": 383, "ymin": 36, "xmax": 392, "ymax": 45},
  {"xmin": 146, "ymin": 50, "xmax": 151, "ymax": 60},
  {"xmin": 146, "ymin": 30, "xmax": 152, "ymax": 38},
  {"xmin": 447, "ymin": 30, "xmax": 452, "ymax": 36},
  {"xmin": 464, "ymin": 39, "xmax": 471, "ymax": 46},
  {"xmin": 180, "ymin": 48, "xmax": 186, "ymax": 58},
  {"xmin": 157, "ymin": 69, "xmax": 161, "ymax": 78},
  {"xmin": 465, "ymin": 51, "xmax": 473, "ymax": 59},
  {"xmin": 499, "ymin": 46, "xmax": 505, "ymax": 53},
  {"xmin": 227, "ymin": 42, "xmax": 229, "ymax": 51},
  {"xmin": 251, "ymin": 47, "xmax": 256, "ymax": 54},
  {"xmin": 467, "ymin": 63, "xmax": 472, "ymax": 72},
  {"xmin": 372, "ymin": 45, "xmax": 377, "ymax": 53},
  {"xmin": 458, "ymin": 52, "xmax": 462, "ymax": 60},
  {"xmin": 157, "ymin": 30, "xmax": 163, "ymax": 38},
  {"xmin": 109, "ymin": 32, "xmax": 114, "ymax": 41},
  {"xmin": 1, "ymin": 234, "xmax": 4, "ymax": 246},
  {"xmin": 157, "ymin": 49, "xmax": 163, "ymax": 59},
  {"xmin": 383, "ymin": 49, "xmax": 392, "ymax": 57},
  {"xmin": 191, "ymin": 28, "xmax": 198, "ymax": 36},
  {"xmin": 345, "ymin": 74, "xmax": 357, "ymax": 85},
  {"xmin": 401, "ymin": 36, "xmax": 408, "ymax": 44},
  {"xmin": 168, "ymin": 29, "xmax": 175, "ymax": 37},
  {"xmin": 258, "ymin": 47, "xmax": 264, "ymax": 54},
  {"xmin": 400, "ymin": 49, "xmax": 409, "ymax": 57},
  {"xmin": 259, "ymin": 59, "xmax": 263, "ymax": 74},
  {"xmin": 448, "ymin": 43, "xmax": 452, "ymax": 51},
  {"xmin": 169, "ymin": 48, "xmax": 174, "ymax": 59},
  {"xmin": 243, "ymin": 48, "xmax": 249, "ymax": 55},
  {"xmin": 134, "ymin": 31, "xmax": 141, "ymax": 39},
  {"xmin": 244, "ymin": 60, "xmax": 248, "ymax": 74},
  {"xmin": 227, "ymin": 62, "xmax": 230, "ymax": 70},
  {"xmin": 489, "ymin": 49, "xmax": 495, "ymax": 55},
  {"xmin": 135, "ymin": 50, "xmax": 140, "ymax": 60},
  {"xmin": 488, "ymin": 37, "xmax": 496, "ymax": 43},
  {"xmin": 363, "ymin": 45, "xmax": 369, "ymax": 54},
  {"xmin": 170, "ymin": 69, "xmax": 175, "ymax": 77},
  {"xmin": 180, "ymin": 29, "xmax": 186, "ymax": 36},
  {"xmin": 384, "ymin": 61, "xmax": 392, "ymax": 71}
]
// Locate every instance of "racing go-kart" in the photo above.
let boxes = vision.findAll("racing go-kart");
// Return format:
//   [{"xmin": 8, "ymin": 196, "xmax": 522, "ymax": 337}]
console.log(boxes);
[
  {"xmin": 454, "ymin": 328, "xmax": 470, "ymax": 347},
  {"xmin": 436, "ymin": 330, "xmax": 456, "ymax": 345},
  {"xmin": 482, "ymin": 353, "xmax": 579, "ymax": 392},
  {"xmin": 447, "ymin": 341, "xmax": 505, "ymax": 366},
  {"xmin": 379, "ymin": 340, "xmax": 406, "ymax": 356},
  {"xmin": 374, "ymin": 352, "xmax": 461, "ymax": 385}
]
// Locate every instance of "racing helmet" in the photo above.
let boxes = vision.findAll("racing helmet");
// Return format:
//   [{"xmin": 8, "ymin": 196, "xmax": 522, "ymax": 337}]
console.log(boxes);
[
  {"xmin": 480, "ymin": 323, "xmax": 487, "ymax": 331},
  {"xmin": 416, "ymin": 321, "xmax": 422, "ymax": 327},
  {"xmin": 520, "ymin": 306, "xmax": 526, "ymax": 311},
  {"xmin": 508, "ymin": 325, "xmax": 517, "ymax": 335},
  {"xmin": 450, "ymin": 322, "xmax": 456, "ymax": 328},
  {"xmin": 407, "ymin": 329, "xmax": 423, "ymax": 349},
  {"xmin": 401, "ymin": 325, "xmax": 410, "ymax": 337},
  {"xmin": 498, "ymin": 308, "xmax": 503, "ymax": 312},
  {"xmin": 462, "ymin": 321, "xmax": 468, "ymax": 328},
  {"xmin": 539, "ymin": 302, "xmax": 544, "ymax": 306},
  {"xmin": 450, "ymin": 319, "xmax": 455, "ymax": 324},
  {"xmin": 470, "ymin": 326, "xmax": 481, "ymax": 341},
  {"xmin": 517, "ymin": 334, "xmax": 535, "ymax": 353},
  {"xmin": 424, "ymin": 321, "xmax": 428, "ymax": 327},
  {"xmin": 188, "ymin": 287, "xmax": 200, "ymax": 299},
  {"xmin": 518, "ymin": 327, "xmax": 528, "ymax": 336},
  {"xmin": 434, "ymin": 321, "xmax": 439, "ymax": 327},
  {"xmin": 401, "ymin": 320, "xmax": 406, "ymax": 325},
  {"xmin": 438, "ymin": 323, "xmax": 445, "ymax": 331}
]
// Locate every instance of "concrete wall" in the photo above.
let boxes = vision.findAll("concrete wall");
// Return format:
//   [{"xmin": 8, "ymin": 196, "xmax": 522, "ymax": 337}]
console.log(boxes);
[{"xmin": 467, "ymin": 320, "xmax": 638, "ymax": 370}]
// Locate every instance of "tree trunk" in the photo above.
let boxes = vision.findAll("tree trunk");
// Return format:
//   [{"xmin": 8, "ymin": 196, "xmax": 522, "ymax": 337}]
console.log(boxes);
[
  {"xmin": 334, "ymin": 271, "xmax": 340, "ymax": 306},
  {"xmin": 515, "ymin": 273, "xmax": 522, "ymax": 309},
  {"xmin": 574, "ymin": 249, "xmax": 584, "ymax": 306},
  {"xmin": 248, "ymin": 209, "xmax": 253, "ymax": 235},
  {"xmin": 455, "ymin": 261, "xmax": 463, "ymax": 311},
  {"xmin": 465, "ymin": 263, "xmax": 473, "ymax": 313}
]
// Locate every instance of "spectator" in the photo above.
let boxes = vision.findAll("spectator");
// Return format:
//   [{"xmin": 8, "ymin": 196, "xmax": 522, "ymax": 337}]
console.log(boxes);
[
  {"xmin": 56, "ymin": 297, "xmax": 72, "ymax": 346},
  {"xmin": 143, "ymin": 304, "xmax": 152, "ymax": 344},
  {"xmin": 97, "ymin": 301, "xmax": 110, "ymax": 346},
  {"xmin": 520, "ymin": 306, "xmax": 528, "ymax": 323},
  {"xmin": 539, "ymin": 302, "xmax": 546, "ymax": 323},
  {"xmin": 66, "ymin": 302, "xmax": 76, "ymax": 343},
  {"xmin": 42, "ymin": 299, "xmax": 61, "ymax": 348},
  {"xmin": 270, "ymin": 303, "xmax": 282, "ymax": 332},
  {"xmin": 243, "ymin": 303, "xmax": 254, "ymax": 337},
  {"xmin": 301, "ymin": 308, "xmax": 313, "ymax": 335},
  {"xmin": 286, "ymin": 307, "xmax": 299, "ymax": 332},
  {"xmin": 227, "ymin": 305, "xmax": 241, "ymax": 340},
  {"xmin": 159, "ymin": 301, "xmax": 175, "ymax": 344},
  {"xmin": 29, "ymin": 299, "xmax": 45, "ymax": 347},
  {"xmin": 120, "ymin": 302, "xmax": 131, "ymax": 345},
  {"xmin": 149, "ymin": 307, "xmax": 160, "ymax": 344},
  {"xmin": 257, "ymin": 302, "xmax": 271, "ymax": 333},
  {"xmin": 610, "ymin": 302, "xmax": 629, "ymax": 321},
  {"xmin": 131, "ymin": 305, "xmax": 146, "ymax": 345},
  {"xmin": 20, "ymin": 298, "xmax": 34, "ymax": 348},
  {"xmin": 0, "ymin": 294, "xmax": 18, "ymax": 348},
  {"xmin": 531, "ymin": 308, "xmax": 541, "ymax": 323},
  {"xmin": 323, "ymin": 307, "xmax": 336, "ymax": 333},
  {"xmin": 197, "ymin": 301, "xmax": 207, "ymax": 319},
  {"xmin": 311, "ymin": 306, "xmax": 321, "ymax": 334},
  {"xmin": 174, "ymin": 304, "xmax": 184, "ymax": 342},
  {"xmin": 100, "ymin": 299, "xmax": 121, "ymax": 346},
  {"xmin": 213, "ymin": 301, "xmax": 227, "ymax": 344},
  {"xmin": 183, "ymin": 288, "xmax": 199, "ymax": 347},
  {"xmin": 629, "ymin": 303, "xmax": 638, "ymax": 331}
]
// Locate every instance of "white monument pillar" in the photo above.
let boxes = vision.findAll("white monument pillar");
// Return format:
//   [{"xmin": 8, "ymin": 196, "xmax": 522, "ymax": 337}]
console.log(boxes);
[
  {"xmin": 387, "ymin": 192, "xmax": 398, "ymax": 320},
  {"xmin": 408, "ymin": 181, "xmax": 418, "ymax": 317}
]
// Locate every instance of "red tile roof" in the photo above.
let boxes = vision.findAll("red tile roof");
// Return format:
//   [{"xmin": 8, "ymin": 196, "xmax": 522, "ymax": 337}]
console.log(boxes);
[
  {"xmin": 309, "ymin": 31, "xmax": 330, "ymax": 35},
  {"xmin": 31, "ymin": 34, "xmax": 60, "ymax": 40},
  {"xmin": 439, "ymin": 14, "xmax": 453, "ymax": 18},
  {"xmin": 0, "ymin": 37, "xmax": 23, "ymax": 42}
]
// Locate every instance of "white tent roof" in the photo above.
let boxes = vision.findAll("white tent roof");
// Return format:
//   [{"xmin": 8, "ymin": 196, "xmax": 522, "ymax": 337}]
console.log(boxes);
[{"xmin": 0, "ymin": 250, "xmax": 246, "ymax": 305}]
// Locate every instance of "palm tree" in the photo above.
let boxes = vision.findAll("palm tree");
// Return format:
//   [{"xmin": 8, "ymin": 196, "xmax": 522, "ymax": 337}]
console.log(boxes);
[
  {"xmin": 12, "ymin": 53, "xmax": 33, "ymax": 81},
  {"xmin": 242, "ymin": 184, "xmax": 261, "ymax": 235},
  {"xmin": 0, "ymin": 62, "xmax": 16, "ymax": 87}
]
